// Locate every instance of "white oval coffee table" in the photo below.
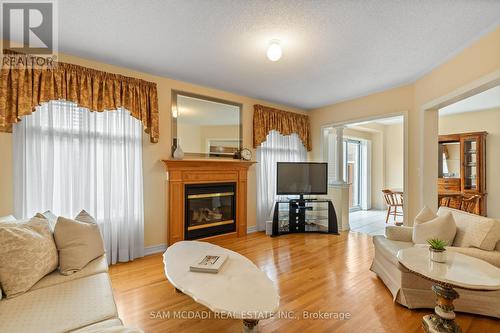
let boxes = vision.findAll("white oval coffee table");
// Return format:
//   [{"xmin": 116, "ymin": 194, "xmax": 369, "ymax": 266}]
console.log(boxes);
[
  {"xmin": 163, "ymin": 241, "xmax": 279, "ymax": 332},
  {"xmin": 397, "ymin": 247, "xmax": 500, "ymax": 333}
]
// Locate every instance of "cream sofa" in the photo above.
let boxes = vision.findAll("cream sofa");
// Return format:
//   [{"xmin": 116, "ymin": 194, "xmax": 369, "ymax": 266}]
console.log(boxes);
[
  {"xmin": 371, "ymin": 207, "xmax": 500, "ymax": 318},
  {"xmin": 0, "ymin": 255, "xmax": 131, "ymax": 333},
  {"xmin": 0, "ymin": 214, "xmax": 142, "ymax": 333}
]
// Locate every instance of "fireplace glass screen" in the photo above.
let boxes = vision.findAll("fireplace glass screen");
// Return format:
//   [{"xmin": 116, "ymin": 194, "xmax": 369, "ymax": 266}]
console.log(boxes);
[{"xmin": 185, "ymin": 183, "xmax": 236, "ymax": 240}]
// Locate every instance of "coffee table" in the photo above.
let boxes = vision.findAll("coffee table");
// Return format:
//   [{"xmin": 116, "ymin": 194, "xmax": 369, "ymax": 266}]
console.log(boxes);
[
  {"xmin": 397, "ymin": 247, "xmax": 500, "ymax": 333},
  {"xmin": 163, "ymin": 241, "xmax": 279, "ymax": 332}
]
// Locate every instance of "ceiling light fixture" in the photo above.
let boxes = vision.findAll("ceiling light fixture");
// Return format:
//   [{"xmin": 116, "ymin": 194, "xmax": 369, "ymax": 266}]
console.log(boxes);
[{"xmin": 266, "ymin": 40, "xmax": 282, "ymax": 62}]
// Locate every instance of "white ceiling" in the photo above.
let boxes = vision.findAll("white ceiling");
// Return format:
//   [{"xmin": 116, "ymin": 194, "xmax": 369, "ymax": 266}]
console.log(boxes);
[
  {"xmin": 50, "ymin": 1, "xmax": 500, "ymax": 109},
  {"xmin": 439, "ymin": 85, "xmax": 500, "ymax": 116},
  {"xmin": 177, "ymin": 95, "xmax": 239, "ymax": 126}
]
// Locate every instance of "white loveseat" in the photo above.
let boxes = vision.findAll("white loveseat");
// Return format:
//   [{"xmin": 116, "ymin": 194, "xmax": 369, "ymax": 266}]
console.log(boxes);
[{"xmin": 371, "ymin": 207, "xmax": 500, "ymax": 318}]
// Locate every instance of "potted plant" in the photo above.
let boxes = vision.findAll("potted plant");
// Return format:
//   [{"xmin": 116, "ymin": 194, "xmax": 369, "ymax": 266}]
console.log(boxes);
[{"xmin": 427, "ymin": 238, "xmax": 448, "ymax": 263}]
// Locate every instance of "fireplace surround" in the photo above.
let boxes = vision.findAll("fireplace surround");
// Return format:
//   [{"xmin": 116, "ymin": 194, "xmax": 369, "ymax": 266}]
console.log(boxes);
[{"xmin": 162, "ymin": 159, "xmax": 255, "ymax": 245}]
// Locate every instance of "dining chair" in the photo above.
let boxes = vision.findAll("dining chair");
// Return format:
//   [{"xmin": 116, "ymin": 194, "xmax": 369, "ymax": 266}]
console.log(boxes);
[
  {"xmin": 382, "ymin": 189, "xmax": 404, "ymax": 224},
  {"xmin": 440, "ymin": 196, "xmax": 452, "ymax": 207},
  {"xmin": 459, "ymin": 194, "xmax": 481, "ymax": 214}
]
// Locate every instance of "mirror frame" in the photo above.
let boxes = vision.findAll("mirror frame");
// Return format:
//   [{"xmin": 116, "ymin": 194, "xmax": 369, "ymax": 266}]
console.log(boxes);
[{"xmin": 171, "ymin": 90, "xmax": 243, "ymax": 158}]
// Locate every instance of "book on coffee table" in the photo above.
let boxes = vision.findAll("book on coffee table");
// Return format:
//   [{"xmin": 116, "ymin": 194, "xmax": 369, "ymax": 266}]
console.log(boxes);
[{"xmin": 190, "ymin": 254, "xmax": 228, "ymax": 273}]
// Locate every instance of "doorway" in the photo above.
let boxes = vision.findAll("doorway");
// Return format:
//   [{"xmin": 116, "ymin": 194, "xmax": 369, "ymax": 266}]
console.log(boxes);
[{"xmin": 322, "ymin": 114, "xmax": 405, "ymax": 235}]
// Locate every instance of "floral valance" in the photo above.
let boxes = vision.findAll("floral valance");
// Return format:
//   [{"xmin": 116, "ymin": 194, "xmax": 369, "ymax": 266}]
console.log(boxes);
[
  {"xmin": 0, "ymin": 51, "xmax": 159, "ymax": 142},
  {"xmin": 253, "ymin": 104, "xmax": 311, "ymax": 151}
]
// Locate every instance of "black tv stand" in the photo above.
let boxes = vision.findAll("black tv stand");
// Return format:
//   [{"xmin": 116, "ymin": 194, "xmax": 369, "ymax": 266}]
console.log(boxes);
[{"xmin": 272, "ymin": 199, "xmax": 339, "ymax": 236}]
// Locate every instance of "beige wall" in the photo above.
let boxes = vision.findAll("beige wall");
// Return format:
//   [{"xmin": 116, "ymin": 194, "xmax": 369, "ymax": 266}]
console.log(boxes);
[
  {"xmin": 384, "ymin": 123, "xmax": 404, "ymax": 190},
  {"xmin": 310, "ymin": 27, "xmax": 500, "ymax": 224},
  {"xmin": 0, "ymin": 49, "xmax": 305, "ymax": 247},
  {"xmin": 439, "ymin": 108, "xmax": 500, "ymax": 218}
]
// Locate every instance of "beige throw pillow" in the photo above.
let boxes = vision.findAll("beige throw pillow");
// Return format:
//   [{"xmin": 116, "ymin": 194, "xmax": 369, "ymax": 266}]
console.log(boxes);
[
  {"xmin": 412, "ymin": 211, "xmax": 457, "ymax": 245},
  {"xmin": 414, "ymin": 206, "xmax": 437, "ymax": 225},
  {"xmin": 0, "ymin": 217, "xmax": 58, "ymax": 298},
  {"xmin": 35, "ymin": 210, "xmax": 58, "ymax": 231},
  {"xmin": 462, "ymin": 220, "xmax": 500, "ymax": 251},
  {"xmin": 54, "ymin": 211, "xmax": 105, "ymax": 275}
]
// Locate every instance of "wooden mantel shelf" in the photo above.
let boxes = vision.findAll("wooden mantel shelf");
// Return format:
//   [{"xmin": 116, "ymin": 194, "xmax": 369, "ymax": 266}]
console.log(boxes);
[
  {"xmin": 162, "ymin": 158, "xmax": 256, "ymax": 169},
  {"xmin": 161, "ymin": 158, "xmax": 255, "ymax": 245}
]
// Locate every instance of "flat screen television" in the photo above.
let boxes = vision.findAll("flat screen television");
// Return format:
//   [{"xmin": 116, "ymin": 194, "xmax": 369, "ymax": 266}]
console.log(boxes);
[{"xmin": 276, "ymin": 162, "xmax": 328, "ymax": 196}]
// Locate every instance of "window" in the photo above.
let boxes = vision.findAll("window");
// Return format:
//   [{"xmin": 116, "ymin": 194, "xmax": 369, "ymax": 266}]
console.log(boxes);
[
  {"xmin": 256, "ymin": 131, "xmax": 307, "ymax": 230},
  {"xmin": 13, "ymin": 100, "xmax": 144, "ymax": 264}
]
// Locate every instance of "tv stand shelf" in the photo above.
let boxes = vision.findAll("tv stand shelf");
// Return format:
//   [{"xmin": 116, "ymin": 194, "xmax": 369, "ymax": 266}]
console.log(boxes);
[{"xmin": 271, "ymin": 199, "xmax": 339, "ymax": 236}]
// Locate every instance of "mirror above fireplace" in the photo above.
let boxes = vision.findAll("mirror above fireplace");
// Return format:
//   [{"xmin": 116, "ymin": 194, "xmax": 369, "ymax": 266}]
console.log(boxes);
[{"xmin": 171, "ymin": 90, "xmax": 242, "ymax": 157}]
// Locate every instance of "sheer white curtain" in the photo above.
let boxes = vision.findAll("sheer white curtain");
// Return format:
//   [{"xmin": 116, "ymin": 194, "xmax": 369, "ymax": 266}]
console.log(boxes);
[
  {"xmin": 256, "ymin": 130, "xmax": 307, "ymax": 230},
  {"xmin": 13, "ymin": 100, "xmax": 144, "ymax": 264}
]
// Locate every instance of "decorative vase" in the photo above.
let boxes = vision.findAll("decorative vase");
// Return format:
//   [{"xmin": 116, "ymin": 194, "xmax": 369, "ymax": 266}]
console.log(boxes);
[
  {"xmin": 429, "ymin": 248, "xmax": 447, "ymax": 263},
  {"xmin": 173, "ymin": 144, "xmax": 184, "ymax": 160}
]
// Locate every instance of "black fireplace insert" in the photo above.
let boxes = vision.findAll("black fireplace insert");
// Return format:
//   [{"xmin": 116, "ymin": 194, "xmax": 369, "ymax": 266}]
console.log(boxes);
[{"xmin": 184, "ymin": 183, "xmax": 236, "ymax": 240}]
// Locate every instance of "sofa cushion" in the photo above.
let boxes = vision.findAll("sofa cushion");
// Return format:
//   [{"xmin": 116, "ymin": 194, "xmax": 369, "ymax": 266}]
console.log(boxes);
[
  {"xmin": 0, "ymin": 273, "xmax": 118, "ymax": 333},
  {"xmin": 0, "ymin": 217, "xmax": 58, "ymax": 298},
  {"xmin": 86, "ymin": 327, "xmax": 144, "ymax": 333},
  {"xmin": 77, "ymin": 326, "xmax": 144, "ymax": 333},
  {"xmin": 385, "ymin": 226, "xmax": 413, "ymax": 242},
  {"xmin": 373, "ymin": 235, "xmax": 414, "ymax": 265},
  {"xmin": 54, "ymin": 214, "xmax": 105, "ymax": 275},
  {"xmin": 438, "ymin": 207, "xmax": 499, "ymax": 248},
  {"xmin": 70, "ymin": 319, "xmax": 123, "ymax": 332},
  {"xmin": 412, "ymin": 211, "xmax": 456, "ymax": 245},
  {"xmin": 447, "ymin": 247, "xmax": 500, "ymax": 268},
  {"xmin": 31, "ymin": 255, "xmax": 108, "ymax": 291}
]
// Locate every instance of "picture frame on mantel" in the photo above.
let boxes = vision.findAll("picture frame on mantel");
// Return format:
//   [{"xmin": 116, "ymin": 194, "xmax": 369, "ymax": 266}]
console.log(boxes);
[{"xmin": 171, "ymin": 90, "xmax": 243, "ymax": 159}]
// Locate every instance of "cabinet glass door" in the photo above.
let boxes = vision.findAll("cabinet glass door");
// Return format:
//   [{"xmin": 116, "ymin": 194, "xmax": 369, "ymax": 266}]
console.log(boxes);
[{"xmin": 462, "ymin": 137, "xmax": 478, "ymax": 190}]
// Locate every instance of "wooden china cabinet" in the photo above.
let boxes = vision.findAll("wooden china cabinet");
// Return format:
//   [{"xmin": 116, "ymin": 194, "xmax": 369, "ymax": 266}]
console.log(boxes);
[{"xmin": 438, "ymin": 132, "xmax": 487, "ymax": 216}]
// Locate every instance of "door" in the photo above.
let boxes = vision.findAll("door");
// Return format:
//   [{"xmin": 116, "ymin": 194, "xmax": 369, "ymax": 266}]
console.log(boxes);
[
  {"xmin": 460, "ymin": 135, "xmax": 482, "ymax": 193},
  {"xmin": 344, "ymin": 139, "xmax": 361, "ymax": 210}
]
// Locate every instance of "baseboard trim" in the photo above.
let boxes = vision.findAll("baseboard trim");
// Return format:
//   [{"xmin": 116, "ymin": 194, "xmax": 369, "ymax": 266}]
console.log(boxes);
[
  {"xmin": 247, "ymin": 225, "xmax": 258, "ymax": 234},
  {"xmin": 144, "ymin": 244, "xmax": 167, "ymax": 256},
  {"xmin": 145, "ymin": 228, "xmax": 258, "ymax": 254}
]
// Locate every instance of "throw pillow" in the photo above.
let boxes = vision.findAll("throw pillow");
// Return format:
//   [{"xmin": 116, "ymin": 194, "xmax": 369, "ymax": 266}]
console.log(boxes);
[
  {"xmin": 412, "ymin": 211, "xmax": 457, "ymax": 245},
  {"xmin": 35, "ymin": 210, "xmax": 58, "ymax": 231},
  {"xmin": 0, "ymin": 217, "xmax": 58, "ymax": 298},
  {"xmin": 414, "ymin": 206, "xmax": 437, "ymax": 225},
  {"xmin": 0, "ymin": 215, "xmax": 16, "ymax": 222},
  {"xmin": 75, "ymin": 209, "xmax": 97, "ymax": 224},
  {"xmin": 54, "ymin": 213, "xmax": 105, "ymax": 275},
  {"xmin": 462, "ymin": 220, "xmax": 500, "ymax": 251}
]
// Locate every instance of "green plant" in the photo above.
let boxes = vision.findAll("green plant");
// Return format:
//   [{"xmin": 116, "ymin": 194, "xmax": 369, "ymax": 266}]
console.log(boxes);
[{"xmin": 427, "ymin": 238, "xmax": 447, "ymax": 251}]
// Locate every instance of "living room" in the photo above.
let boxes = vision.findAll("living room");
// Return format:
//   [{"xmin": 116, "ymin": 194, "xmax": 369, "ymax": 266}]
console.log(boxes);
[{"xmin": 1, "ymin": 1, "xmax": 500, "ymax": 333}]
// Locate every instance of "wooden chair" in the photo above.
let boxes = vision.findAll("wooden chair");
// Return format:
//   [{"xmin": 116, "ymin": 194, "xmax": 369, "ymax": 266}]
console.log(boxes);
[
  {"xmin": 440, "ymin": 196, "xmax": 452, "ymax": 208},
  {"xmin": 382, "ymin": 189, "xmax": 404, "ymax": 224},
  {"xmin": 459, "ymin": 194, "xmax": 481, "ymax": 214},
  {"xmin": 440, "ymin": 194, "xmax": 480, "ymax": 214}
]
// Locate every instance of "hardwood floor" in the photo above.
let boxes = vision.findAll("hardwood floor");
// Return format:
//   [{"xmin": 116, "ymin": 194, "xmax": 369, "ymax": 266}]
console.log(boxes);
[{"xmin": 109, "ymin": 232, "xmax": 499, "ymax": 332}]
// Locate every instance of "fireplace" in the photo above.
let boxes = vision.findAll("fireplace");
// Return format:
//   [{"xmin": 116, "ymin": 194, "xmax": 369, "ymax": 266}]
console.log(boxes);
[{"xmin": 185, "ymin": 183, "xmax": 236, "ymax": 240}]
